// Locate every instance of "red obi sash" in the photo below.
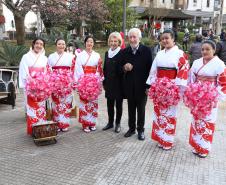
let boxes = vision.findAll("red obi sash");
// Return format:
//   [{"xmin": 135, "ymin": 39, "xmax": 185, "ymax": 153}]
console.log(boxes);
[
  {"xmin": 52, "ymin": 66, "xmax": 70, "ymax": 70},
  {"xmin": 196, "ymin": 75, "xmax": 217, "ymax": 84},
  {"xmin": 157, "ymin": 67, "xmax": 177, "ymax": 79},
  {"xmin": 82, "ymin": 66, "xmax": 97, "ymax": 74}
]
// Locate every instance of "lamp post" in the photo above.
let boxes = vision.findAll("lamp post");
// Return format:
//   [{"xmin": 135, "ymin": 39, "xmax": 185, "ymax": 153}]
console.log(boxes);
[
  {"xmin": 122, "ymin": 0, "xmax": 126, "ymax": 35},
  {"xmin": 216, "ymin": 0, "xmax": 224, "ymax": 35}
]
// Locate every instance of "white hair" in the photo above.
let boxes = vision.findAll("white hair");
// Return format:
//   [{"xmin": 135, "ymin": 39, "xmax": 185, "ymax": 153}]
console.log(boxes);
[
  {"xmin": 128, "ymin": 28, "xmax": 142, "ymax": 39},
  {"xmin": 108, "ymin": 32, "xmax": 122, "ymax": 47}
]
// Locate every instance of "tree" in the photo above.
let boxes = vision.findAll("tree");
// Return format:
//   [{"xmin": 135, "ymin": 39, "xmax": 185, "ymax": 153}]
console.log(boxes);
[
  {"xmin": 67, "ymin": 0, "xmax": 107, "ymax": 37},
  {"xmin": 37, "ymin": 0, "xmax": 69, "ymax": 35},
  {"xmin": 1, "ymin": 0, "xmax": 35, "ymax": 45},
  {"xmin": 1, "ymin": 0, "xmax": 68, "ymax": 44},
  {"xmin": 104, "ymin": 0, "xmax": 137, "ymax": 33}
]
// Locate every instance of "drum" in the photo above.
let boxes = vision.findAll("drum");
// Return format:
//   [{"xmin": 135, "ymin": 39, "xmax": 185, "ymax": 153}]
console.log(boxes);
[{"xmin": 32, "ymin": 121, "xmax": 58, "ymax": 145}]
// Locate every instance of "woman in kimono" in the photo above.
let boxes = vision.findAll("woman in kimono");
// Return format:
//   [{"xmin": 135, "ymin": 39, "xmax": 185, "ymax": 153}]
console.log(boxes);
[
  {"xmin": 102, "ymin": 32, "xmax": 124, "ymax": 133},
  {"xmin": 74, "ymin": 36, "xmax": 103, "ymax": 133},
  {"xmin": 146, "ymin": 29, "xmax": 189, "ymax": 150},
  {"xmin": 48, "ymin": 38, "xmax": 75, "ymax": 132},
  {"xmin": 19, "ymin": 38, "xmax": 48, "ymax": 135},
  {"xmin": 189, "ymin": 40, "xmax": 226, "ymax": 158}
]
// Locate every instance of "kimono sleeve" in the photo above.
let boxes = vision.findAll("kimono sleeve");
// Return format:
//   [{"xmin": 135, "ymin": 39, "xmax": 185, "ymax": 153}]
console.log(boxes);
[
  {"xmin": 96, "ymin": 56, "xmax": 104, "ymax": 80},
  {"xmin": 74, "ymin": 56, "xmax": 84, "ymax": 82},
  {"xmin": 19, "ymin": 55, "xmax": 29, "ymax": 88},
  {"xmin": 217, "ymin": 66, "xmax": 226, "ymax": 101},
  {"xmin": 146, "ymin": 54, "xmax": 158, "ymax": 85},
  {"xmin": 175, "ymin": 52, "xmax": 189, "ymax": 86}
]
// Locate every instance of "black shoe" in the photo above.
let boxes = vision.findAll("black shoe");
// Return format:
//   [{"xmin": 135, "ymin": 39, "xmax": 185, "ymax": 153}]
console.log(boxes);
[
  {"xmin": 102, "ymin": 123, "xmax": 113, "ymax": 131},
  {"xmin": 138, "ymin": 131, "xmax": 145, "ymax": 140},
  {"xmin": 115, "ymin": 124, "xmax": 121, "ymax": 133},
  {"xmin": 124, "ymin": 130, "xmax": 135, "ymax": 137}
]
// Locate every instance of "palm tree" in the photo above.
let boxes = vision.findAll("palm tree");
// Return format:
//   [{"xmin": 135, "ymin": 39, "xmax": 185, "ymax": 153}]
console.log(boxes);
[{"xmin": 0, "ymin": 41, "xmax": 28, "ymax": 66}]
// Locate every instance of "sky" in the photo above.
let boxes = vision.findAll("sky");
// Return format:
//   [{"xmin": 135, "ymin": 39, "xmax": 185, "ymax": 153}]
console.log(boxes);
[{"xmin": 3, "ymin": 5, "xmax": 37, "ymax": 32}]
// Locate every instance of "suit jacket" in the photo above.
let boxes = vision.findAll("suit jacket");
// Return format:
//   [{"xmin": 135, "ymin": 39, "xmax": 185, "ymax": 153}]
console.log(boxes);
[
  {"xmin": 119, "ymin": 44, "xmax": 153, "ymax": 100},
  {"xmin": 103, "ymin": 50, "xmax": 124, "ymax": 99}
]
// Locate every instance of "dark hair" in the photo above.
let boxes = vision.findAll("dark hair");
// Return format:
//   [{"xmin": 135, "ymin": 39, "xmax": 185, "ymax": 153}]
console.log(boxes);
[
  {"xmin": 84, "ymin": 36, "xmax": 95, "ymax": 44},
  {"xmin": 32, "ymin": 38, "xmax": 45, "ymax": 49},
  {"xmin": 195, "ymin": 34, "xmax": 202, "ymax": 42},
  {"xmin": 162, "ymin": 29, "xmax": 175, "ymax": 39},
  {"xmin": 202, "ymin": 40, "xmax": 216, "ymax": 50},
  {"xmin": 55, "ymin": 38, "xmax": 65, "ymax": 45}
]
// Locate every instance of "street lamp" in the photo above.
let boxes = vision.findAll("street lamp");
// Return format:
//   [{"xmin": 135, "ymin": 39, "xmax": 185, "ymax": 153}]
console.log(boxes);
[{"xmin": 122, "ymin": 0, "xmax": 126, "ymax": 36}]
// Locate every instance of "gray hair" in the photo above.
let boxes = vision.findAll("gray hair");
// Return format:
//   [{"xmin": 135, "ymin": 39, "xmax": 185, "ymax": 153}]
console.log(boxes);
[
  {"xmin": 128, "ymin": 28, "xmax": 142, "ymax": 39},
  {"xmin": 108, "ymin": 32, "xmax": 122, "ymax": 47}
]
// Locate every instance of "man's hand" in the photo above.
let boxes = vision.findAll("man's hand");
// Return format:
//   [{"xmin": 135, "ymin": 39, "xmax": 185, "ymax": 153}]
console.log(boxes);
[{"xmin": 124, "ymin": 63, "xmax": 133, "ymax": 72}]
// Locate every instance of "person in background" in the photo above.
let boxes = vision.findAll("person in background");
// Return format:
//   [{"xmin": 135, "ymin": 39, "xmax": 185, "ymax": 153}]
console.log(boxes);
[
  {"xmin": 189, "ymin": 34, "xmax": 203, "ymax": 66},
  {"xmin": 216, "ymin": 32, "xmax": 226, "ymax": 65},
  {"xmin": 182, "ymin": 28, "xmax": 190, "ymax": 51},
  {"xmin": 102, "ymin": 32, "xmax": 124, "ymax": 133},
  {"xmin": 120, "ymin": 32, "xmax": 126, "ymax": 49}
]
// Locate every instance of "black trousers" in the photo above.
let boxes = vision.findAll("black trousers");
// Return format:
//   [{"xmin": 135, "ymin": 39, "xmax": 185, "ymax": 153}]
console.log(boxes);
[
  {"xmin": 107, "ymin": 98, "xmax": 123, "ymax": 125},
  {"xmin": 127, "ymin": 96, "xmax": 147, "ymax": 132}
]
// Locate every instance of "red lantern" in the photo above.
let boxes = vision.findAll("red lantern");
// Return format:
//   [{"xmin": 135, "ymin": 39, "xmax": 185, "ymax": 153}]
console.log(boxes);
[
  {"xmin": 0, "ymin": 15, "xmax": 5, "ymax": 24},
  {"xmin": 155, "ymin": 22, "xmax": 161, "ymax": 30}
]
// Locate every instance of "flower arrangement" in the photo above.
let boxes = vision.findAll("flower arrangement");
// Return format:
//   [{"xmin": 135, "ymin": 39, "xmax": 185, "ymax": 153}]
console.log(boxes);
[
  {"xmin": 26, "ymin": 72, "xmax": 52, "ymax": 102},
  {"xmin": 148, "ymin": 77, "xmax": 180, "ymax": 110},
  {"xmin": 75, "ymin": 74, "xmax": 102, "ymax": 101},
  {"xmin": 183, "ymin": 82, "xmax": 218, "ymax": 120},
  {"xmin": 50, "ymin": 69, "xmax": 74, "ymax": 98}
]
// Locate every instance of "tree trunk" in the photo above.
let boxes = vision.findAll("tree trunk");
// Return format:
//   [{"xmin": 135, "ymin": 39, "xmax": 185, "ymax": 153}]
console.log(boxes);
[{"xmin": 14, "ymin": 14, "xmax": 25, "ymax": 45}]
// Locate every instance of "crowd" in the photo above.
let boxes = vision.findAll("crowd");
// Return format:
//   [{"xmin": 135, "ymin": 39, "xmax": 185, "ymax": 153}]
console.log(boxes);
[{"xmin": 19, "ymin": 27, "xmax": 226, "ymax": 158}]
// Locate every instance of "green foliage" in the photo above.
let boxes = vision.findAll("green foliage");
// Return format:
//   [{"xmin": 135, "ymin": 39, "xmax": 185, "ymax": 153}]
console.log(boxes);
[
  {"xmin": 104, "ymin": 0, "xmax": 137, "ymax": 33},
  {"xmin": 140, "ymin": 37, "xmax": 155, "ymax": 47},
  {"xmin": 0, "ymin": 41, "xmax": 29, "ymax": 66}
]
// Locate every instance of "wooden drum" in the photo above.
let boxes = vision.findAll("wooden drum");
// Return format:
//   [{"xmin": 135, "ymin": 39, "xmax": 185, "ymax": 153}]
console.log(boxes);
[{"xmin": 32, "ymin": 121, "xmax": 58, "ymax": 145}]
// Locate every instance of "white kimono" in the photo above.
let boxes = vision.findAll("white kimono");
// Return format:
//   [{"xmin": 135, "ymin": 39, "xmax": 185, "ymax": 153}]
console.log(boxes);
[
  {"xmin": 146, "ymin": 46, "xmax": 189, "ymax": 148},
  {"xmin": 188, "ymin": 56, "xmax": 226, "ymax": 155},
  {"xmin": 48, "ymin": 52, "xmax": 74, "ymax": 130},
  {"xmin": 19, "ymin": 50, "xmax": 48, "ymax": 135},
  {"xmin": 74, "ymin": 50, "xmax": 103, "ymax": 129}
]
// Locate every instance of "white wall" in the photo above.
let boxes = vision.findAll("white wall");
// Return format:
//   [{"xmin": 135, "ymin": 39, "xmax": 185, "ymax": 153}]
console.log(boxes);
[
  {"xmin": 156, "ymin": 0, "xmax": 174, "ymax": 9},
  {"xmin": 187, "ymin": 0, "xmax": 214, "ymax": 11}
]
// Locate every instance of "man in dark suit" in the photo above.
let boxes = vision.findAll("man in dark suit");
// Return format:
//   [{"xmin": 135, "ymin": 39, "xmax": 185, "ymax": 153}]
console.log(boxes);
[{"xmin": 120, "ymin": 28, "xmax": 153, "ymax": 140}]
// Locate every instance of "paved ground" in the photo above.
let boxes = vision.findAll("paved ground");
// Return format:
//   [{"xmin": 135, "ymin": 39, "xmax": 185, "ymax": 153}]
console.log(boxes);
[{"xmin": 1, "ymin": 90, "xmax": 226, "ymax": 185}]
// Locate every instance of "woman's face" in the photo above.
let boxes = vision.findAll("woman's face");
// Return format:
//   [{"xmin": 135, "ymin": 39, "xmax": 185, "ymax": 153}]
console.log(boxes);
[
  {"xmin": 109, "ymin": 36, "xmax": 119, "ymax": 50},
  {"xmin": 33, "ymin": 40, "xmax": 44, "ymax": 54},
  {"xmin": 201, "ymin": 43, "xmax": 215, "ymax": 60},
  {"xmin": 161, "ymin": 33, "xmax": 174, "ymax": 49},
  {"xmin": 56, "ymin": 40, "xmax": 66, "ymax": 53},
  {"xmin": 85, "ymin": 38, "xmax": 94, "ymax": 50}
]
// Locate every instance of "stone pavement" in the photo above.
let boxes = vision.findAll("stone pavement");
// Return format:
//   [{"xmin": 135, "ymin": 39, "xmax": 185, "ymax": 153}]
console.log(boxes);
[{"xmin": 1, "ymin": 91, "xmax": 226, "ymax": 185}]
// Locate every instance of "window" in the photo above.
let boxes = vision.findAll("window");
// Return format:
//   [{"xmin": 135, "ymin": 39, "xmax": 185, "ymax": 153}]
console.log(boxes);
[
  {"xmin": 207, "ymin": 0, "xmax": 210, "ymax": 7},
  {"xmin": 193, "ymin": 0, "xmax": 197, "ymax": 6}
]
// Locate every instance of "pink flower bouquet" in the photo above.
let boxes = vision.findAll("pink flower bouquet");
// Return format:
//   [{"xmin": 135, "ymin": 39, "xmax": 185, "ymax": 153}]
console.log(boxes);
[
  {"xmin": 76, "ymin": 74, "xmax": 102, "ymax": 101},
  {"xmin": 148, "ymin": 77, "xmax": 180, "ymax": 110},
  {"xmin": 183, "ymin": 82, "xmax": 218, "ymax": 120},
  {"xmin": 50, "ymin": 69, "xmax": 74, "ymax": 98},
  {"xmin": 26, "ymin": 72, "xmax": 52, "ymax": 102}
]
